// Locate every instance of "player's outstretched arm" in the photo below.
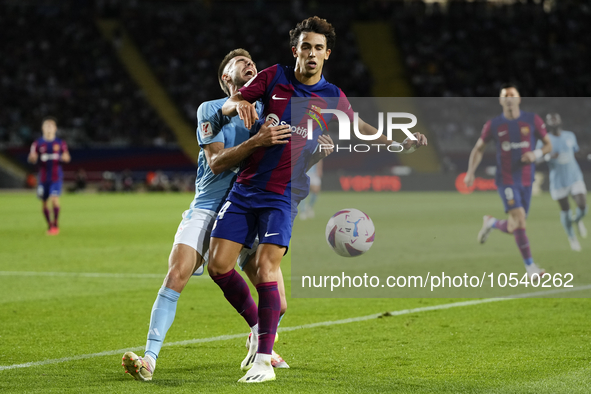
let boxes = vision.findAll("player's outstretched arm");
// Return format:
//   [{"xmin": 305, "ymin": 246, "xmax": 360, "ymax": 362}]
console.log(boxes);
[
  {"xmin": 400, "ymin": 132, "xmax": 428, "ymax": 153},
  {"xmin": 221, "ymin": 92, "xmax": 259, "ymax": 129},
  {"xmin": 522, "ymin": 135, "xmax": 552, "ymax": 164},
  {"xmin": 205, "ymin": 120, "xmax": 291, "ymax": 175},
  {"xmin": 61, "ymin": 151, "xmax": 71, "ymax": 163},
  {"xmin": 465, "ymin": 138, "xmax": 487, "ymax": 187},
  {"xmin": 28, "ymin": 143, "xmax": 38, "ymax": 164},
  {"xmin": 356, "ymin": 117, "xmax": 427, "ymax": 153}
]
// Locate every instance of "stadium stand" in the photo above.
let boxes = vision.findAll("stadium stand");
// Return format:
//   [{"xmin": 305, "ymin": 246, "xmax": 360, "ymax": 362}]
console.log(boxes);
[
  {"xmin": 377, "ymin": 1, "xmax": 591, "ymax": 158},
  {"xmin": 121, "ymin": 1, "xmax": 373, "ymax": 125},
  {"xmin": 2, "ymin": 0, "xmax": 589, "ymax": 187},
  {"xmin": 0, "ymin": 1, "xmax": 174, "ymax": 149}
]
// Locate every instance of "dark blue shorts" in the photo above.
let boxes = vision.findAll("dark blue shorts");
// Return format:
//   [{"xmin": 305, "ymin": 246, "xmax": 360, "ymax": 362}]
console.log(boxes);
[
  {"xmin": 211, "ymin": 183, "xmax": 293, "ymax": 248},
  {"xmin": 37, "ymin": 180, "xmax": 62, "ymax": 201},
  {"xmin": 497, "ymin": 184, "xmax": 532, "ymax": 214}
]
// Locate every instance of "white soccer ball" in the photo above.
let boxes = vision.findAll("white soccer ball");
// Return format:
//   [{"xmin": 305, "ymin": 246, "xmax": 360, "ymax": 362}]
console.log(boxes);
[{"xmin": 325, "ymin": 208, "xmax": 375, "ymax": 257}]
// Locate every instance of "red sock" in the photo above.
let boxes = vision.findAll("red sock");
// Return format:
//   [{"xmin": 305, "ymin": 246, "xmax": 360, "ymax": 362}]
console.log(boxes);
[
  {"xmin": 43, "ymin": 208, "xmax": 51, "ymax": 228},
  {"xmin": 514, "ymin": 228, "xmax": 534, "ymax": 265},
  {"xmin": 256, "ymin": 282, "xmax": 280, "ymax": 355},
  {"xmin": 53, "ymin": 206, "xmax": 60, "ymax": 228},
  {"xmin": 211, "ymin": 270, "xmax": 258, "ymax": 327},
  {"xmin": 493, "ymin": 219, "xmax": 509, "ymax": 233}
]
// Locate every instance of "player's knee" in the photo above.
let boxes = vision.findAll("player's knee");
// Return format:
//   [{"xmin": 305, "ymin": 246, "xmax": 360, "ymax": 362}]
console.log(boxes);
[
  {"xmin": 510, "ymin": 216, "xmax": 526, "ymax": 230},
  {"xmin": 280, "ymin": 298, "xmax": 287, "ymax": 315},
  {"xmin": 167, "ymin": 254, "xmax": 195, "ymax": 285},
  {"xmin": 255, "ymin": 264, "xmax": 278, "ymax": 283},
  {"xmin": 207, "ymin": 259, "xmax": 229, "ymax": 277},
  {"xmin": 166, "ymin": 265, "xmax": 190, "ymax": 287}
]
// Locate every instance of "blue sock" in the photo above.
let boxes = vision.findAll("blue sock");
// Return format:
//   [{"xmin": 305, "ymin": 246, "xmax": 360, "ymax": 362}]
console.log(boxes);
[
  {"xmin": 300, "ymin": 198, "xmax": 308, "ymax": 212},
  {"xmin": 574, "ymin": 206, "xmax": 588, "ymax": 222},
  {"xmin": 560, "ymin": 210, "xmax": 575, "ymax": 238},
  {"xmin": 145, "ymin": 286, "xmax": 180, "ymax": 360},
  {"xmin": 308, "ymin": 193, "xmax": 318, "ymax": 209}
]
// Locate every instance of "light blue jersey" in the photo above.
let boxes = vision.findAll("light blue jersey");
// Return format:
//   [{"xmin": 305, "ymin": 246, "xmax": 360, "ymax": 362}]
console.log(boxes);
[
  {"xmin": 192, "ymin": 98, "xmax": 262, "ymax": 212},
  {"xmin": 537, "ymin": 131, "xmax": 584, "ymax": 191}
]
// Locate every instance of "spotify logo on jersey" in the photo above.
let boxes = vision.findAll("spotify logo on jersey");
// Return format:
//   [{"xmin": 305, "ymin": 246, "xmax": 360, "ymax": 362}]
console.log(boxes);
[{"xmin": 266, "ymin": 113, "xmax": 280, "ymax": 127}]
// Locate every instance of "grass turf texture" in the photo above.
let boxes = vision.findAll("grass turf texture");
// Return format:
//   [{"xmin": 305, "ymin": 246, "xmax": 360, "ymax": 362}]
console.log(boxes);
[{"xmin": 0, "ymin": 191, "xmax": 589, "ymax": 393}]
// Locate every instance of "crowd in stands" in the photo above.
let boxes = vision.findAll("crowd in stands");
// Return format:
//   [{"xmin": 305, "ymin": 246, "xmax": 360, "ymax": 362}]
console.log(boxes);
[
  {"xmin": 120, "ymin": 1, "xmax": 373, "ymax": 124},
  {"xmin": 360, "ymin": 0, "xmax": 591, "ymax": 153},
  {"xmin": 374, "ymin": 0, "xmax": 591, "ymax": 98},
  {"xmin": 0, "ymin": 1, "xmax": 173, "ymax": 149},
  {"xmin": 2, "ymin": 0, "xmax": 589, "ymax": 165}
]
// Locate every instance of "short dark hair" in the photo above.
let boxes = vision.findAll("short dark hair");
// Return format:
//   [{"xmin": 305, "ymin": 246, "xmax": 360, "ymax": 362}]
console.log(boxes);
[
  {"xmin": 499, "ymin": 83, "xmax": 519, "ymax": 94},
  {"xmin": 42, "ymin": 116, "xmax": 57, "ymax": 125},
  {"xmin": 289, "ymin": 16, "xmax": 336, "ymax": 51},
  {"xmin": 217, "ymin": 48, "xmax": 252, "ymax": 97}
]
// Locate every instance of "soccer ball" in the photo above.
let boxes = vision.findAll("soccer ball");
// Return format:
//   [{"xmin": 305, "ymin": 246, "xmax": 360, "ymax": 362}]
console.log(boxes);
[{"xmin": 325, "ymin": 208, "xmax": 375, "ymax": 257}]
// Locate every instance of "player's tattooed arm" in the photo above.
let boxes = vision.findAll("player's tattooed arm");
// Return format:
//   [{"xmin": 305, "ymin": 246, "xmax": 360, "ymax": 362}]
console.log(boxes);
[
  {"xmin": 204, "ymin": 120, "xmax": 291, "ymax": 175},
  {"xmin": 221, "ymin": 92, "xmax": 259, "ymax": 129},
  {"xmin": 464, "ymin": 138, "xmax": 487, "ymax": 187}
]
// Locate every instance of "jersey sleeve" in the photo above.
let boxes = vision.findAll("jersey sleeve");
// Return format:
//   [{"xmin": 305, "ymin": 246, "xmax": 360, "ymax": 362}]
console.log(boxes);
[
  {"xmin": 239, "ymin": 65, "xmax": 278, "ymax": 103},
  {"xmin": 337, "ymin": 89, "xmax": 355, "ymax": 122},
  {"xmin": 480, "ymin": 120, "xmax": 493, "ymax": 143},
  {"xmin": 196, "ymin": 102, "xmax": 229, "ymax": 147},
  {"xmin": 30, "ymin": 140, "xmax": 38, "ymax": 155},
  {"xmin": 60, "ymin": 140, "xmax": 69, "ymax": 153},
  {"xmin": 533, "ymin": 114, "xmax": 547, "ymax": 139}
]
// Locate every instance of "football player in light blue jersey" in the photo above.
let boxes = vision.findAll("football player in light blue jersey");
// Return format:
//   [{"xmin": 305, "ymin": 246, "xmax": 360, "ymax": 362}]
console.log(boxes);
[
  {"xmin": 537, "ymin": 113, "xmax": 587, "ymax": 251},
  {"xmin": 121, "ymin": 49, "xmax": 292, "ymax": 381}
]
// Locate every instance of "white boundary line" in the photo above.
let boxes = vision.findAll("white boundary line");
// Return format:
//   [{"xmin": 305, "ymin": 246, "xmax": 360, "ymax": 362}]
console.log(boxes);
[
  {"xmin": 1, "ymin": 284, "xmax": 589, "ymax": 372},
  {"xmin": 0, "ymin": 271, "xmax": 167, "ymax": 279}
]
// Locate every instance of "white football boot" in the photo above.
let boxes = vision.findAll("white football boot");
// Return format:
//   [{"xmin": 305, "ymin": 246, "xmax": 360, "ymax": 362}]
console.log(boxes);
[
  {"xmin": 271, "ymin": 350, "xmax": 290, "ymax": 369},
  {"xmin": 569, "ymin": 236, "xmax": 582, "ymax": 252},
  {"xmin": 122, "ymin": 352, "xmax": 154, "ymax": 381},
  {"xmin": 241, "ymin": 333, "xmax": 258, "ymax": 371},
  {"xmin": 577, "ymin": 220, "xmax": 588, "ymax": 239},
  {"xmin": 477, "ymin": 215, "xmax": 496, "ymax": 244},
  {"xmin": 244, "ymin": 333, "xmax": 290, "ymax": 369},
  {"xmin": 238, "ymin": 356, "xmax": 276, "ymax": 383},
  {"xmin": 526, "ymin": 264, "xmax": 546, "ymax": 283}
]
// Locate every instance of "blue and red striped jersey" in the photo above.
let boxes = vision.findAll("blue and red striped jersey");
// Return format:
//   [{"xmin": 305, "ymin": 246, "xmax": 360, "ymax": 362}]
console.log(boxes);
[
  {"xmin": 30, "ymin": 138, "xmax": 68, "ymax": 183},
  {"xmin": 481, "ymin": 111, "xmax": 547, "ymax": 187},
  {"xmin": 238, "ymin": 64, "xmax": 353, "ymax": 197}
]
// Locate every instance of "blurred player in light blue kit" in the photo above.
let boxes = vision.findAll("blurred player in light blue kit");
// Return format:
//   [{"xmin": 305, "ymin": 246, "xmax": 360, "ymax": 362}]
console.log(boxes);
[
  {"xmin": 299, "ymin": 162, "xmax": 322, "ymax": 220},
  {"xmin": 537, "ymin": 113, "xmax": 587, "ymax": 251}
]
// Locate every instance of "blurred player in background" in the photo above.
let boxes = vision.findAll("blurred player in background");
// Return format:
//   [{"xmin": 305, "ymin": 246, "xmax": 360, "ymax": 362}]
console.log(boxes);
[
  {"xmin": 464, "ymin": 84, "xmax": 552, "ymax": 279},
  {"xmin": 299, "ymin": 162, "xmax": 322, "ymax": 219},
  {"xmin": 538, "ymin": 113, "xmax": 587, "ymax": 251},
  {"xmin": 27, "ymin": 117, "xmax": 70, "ymax": 235},
  {"xmin": 213, "ymin": 16, "xmax": 427, "ymax": 383},
  {"xmin": 121, "ymin": 49, "xmax": 293, "ymax": 381}
]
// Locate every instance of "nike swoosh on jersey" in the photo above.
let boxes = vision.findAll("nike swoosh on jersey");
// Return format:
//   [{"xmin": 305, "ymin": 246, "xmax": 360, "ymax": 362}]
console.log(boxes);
[
  {"xmin": 264, "ymin": 232, "xmax": 280, "ymax": 237},
  {"xmin": 498, "ymin": 131, "xmax": 508, "ymax": 136},
  {"xmin": 272, "ymin": 94, "xmax": 287, "ymax": 100}
]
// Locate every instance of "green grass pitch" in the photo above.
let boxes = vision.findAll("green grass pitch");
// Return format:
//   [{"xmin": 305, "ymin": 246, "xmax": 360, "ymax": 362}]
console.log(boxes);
[{"xmin": 0, "ymin": 191, "xmax": 590, "ymax": 393}]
